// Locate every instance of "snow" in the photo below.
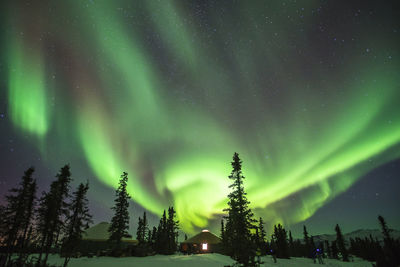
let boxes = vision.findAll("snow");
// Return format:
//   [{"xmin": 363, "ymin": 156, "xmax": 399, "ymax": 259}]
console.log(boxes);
[{"xmin": 38, "ymin": 253, "xmax": 373, "ymax": 267}]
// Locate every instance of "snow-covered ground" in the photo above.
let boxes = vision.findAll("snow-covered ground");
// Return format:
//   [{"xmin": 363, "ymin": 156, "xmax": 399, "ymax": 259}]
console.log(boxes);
[{"xmin": 40, "ymin": 253, "xmax": 373, "ymax": 267}]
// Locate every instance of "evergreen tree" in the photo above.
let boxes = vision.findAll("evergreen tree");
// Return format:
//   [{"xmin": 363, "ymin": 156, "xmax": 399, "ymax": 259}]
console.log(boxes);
[
  {"xmin": 137, "ymin": 217, "xmax": 143, "ymax": 242},
  {"xmin": 153, "ymin": 208, "xmax": 179, "ymax": 255},
  {"xmin": 378, "ymin": 215, "xmax": 399, "ymax": 266},
  {"xmin": 0, "ymin": 204, "xmax": 5, "ymax": 244},
  {"xmin": 147, "ymin": 229, "xmax": 152, "ymax": 243},
  {"xmin": 156, "ymin": 210, "xmax": 168, "ymax": 254},
  {"xmin": 3, "ymin": 167, "xmax": 37, "ymax": 266},
  {"xmin": 258, "ymin": 217, "xmax": 266, "ymax": 254},
  {"xmin": 18, "ymin": 178, "xmax": 37, "ymax": 263},
  {"xmin": 289, "ymin": 231, "xmax": 294, "ymax": 257},
  {"xmin": 108, "ymin": 172, "xmax": 131, "ymax": 250},
  {"xmin": 293, "ymin": 239, "xmax": 303, "ymax": 257},
  {"xmin": 142, "ymin": 212, "xmax": 148, "ymax": 243},
  {"xmin": 151, "ymin": 226, "xmax": 157, "ymax": 250},
  {"xmin": 310, "ymin": 236, "xmax": 316, "ymax": 254},
  {"xmin": 253, "ymin": 227, "xmax": 260, "ymax": 254},
  {"xmin": 324, "ymin": 240, "xmax": 332, "ymax": 258},
  {"xmin": 378, "ymin": 215, "xmax": 393, "ymax": 246},
  {"xmin": 331, "ymin": 240, "xmax": 338, "ymax": 259},
  {"xmin": 36, "ymin": 165, "xmax": 72, "ymax": 266},
  {"xmin": 335, "ymin": 224, "xmax": 349, "ymax": 261},
  {"xmin": 273, "ymin": 224, "xmax": 290, "ymax": 258},
  {"xmin": 303, "ymin": 225, "xmax": 311, "ymax": 257},
  {"xmin": 61, "ymin": 182, "xmax": 92, "ymax": 267},
  {"xmin": 223, "ymin": 152, "xmax": 257, "ymax": 266},
  {"xmin": 167, "ymin": 206, "xmax": 179, "ymax": 253},
  {"xmin": 136, "ymin": 212, "xmax": 149, "ymax": 244},
  {"xmin": 220, "ymin": 219, "xmax": 225, "ymax": 248}
]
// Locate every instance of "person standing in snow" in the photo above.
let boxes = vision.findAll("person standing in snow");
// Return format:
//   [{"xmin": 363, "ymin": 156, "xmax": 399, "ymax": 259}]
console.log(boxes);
[
  {"xmin": 316, "ymin": 248, "xmax": 324, "ymax": 264},
  {"xmin": 270, "ymin": 249, "xmax": 277, "ymax": 263}
]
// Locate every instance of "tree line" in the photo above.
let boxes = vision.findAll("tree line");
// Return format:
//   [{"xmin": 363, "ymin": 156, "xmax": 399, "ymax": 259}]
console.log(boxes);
[
  {"xmin": 1, "ymin": 154, "xmax": 399, "ymax": 267},
  {"xmin": 0, "ymin": 165, "xmax": 92, "ymax": 267},
  {"xmin": 219, "ymin": 152, "xmax": 400, "ymax": 267},
  {"xmin": 0, "ymin": 166, "xmax": 180, "ymax": 266},
  {"xmin": 107, "ymin": 171, "xmax": 180, "ymax": 257}
]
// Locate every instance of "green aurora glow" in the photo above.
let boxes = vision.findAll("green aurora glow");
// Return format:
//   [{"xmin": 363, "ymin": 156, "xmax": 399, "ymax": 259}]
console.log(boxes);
[{"xmin": 4, "ymin": 1, "xmax": 400, "ymax": 233}]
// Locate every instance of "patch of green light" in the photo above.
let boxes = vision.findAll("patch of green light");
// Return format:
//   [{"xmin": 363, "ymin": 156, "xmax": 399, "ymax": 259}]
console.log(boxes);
[
  {"xmin": 145, "ymin": 1, "xmax": 198, "ymax": 68},
  {"xmin": 7, "ymin": 35, "xmax": 49, "ymax": 136},
  {"xmin": 77, "ymin": 100, "xmax": 166, "ymax": 215}
]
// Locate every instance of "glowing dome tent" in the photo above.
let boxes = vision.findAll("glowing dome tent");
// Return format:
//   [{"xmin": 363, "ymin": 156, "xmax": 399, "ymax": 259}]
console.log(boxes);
[{"xmin": 181, "ymin": 230, "xmax": 222, "ymax": 253}]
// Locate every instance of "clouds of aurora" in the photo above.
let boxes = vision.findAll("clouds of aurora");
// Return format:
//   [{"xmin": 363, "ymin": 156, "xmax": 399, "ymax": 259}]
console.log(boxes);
[{"xmin": 3, "ymin": 1, "xmax": 400, "ymax": 233}]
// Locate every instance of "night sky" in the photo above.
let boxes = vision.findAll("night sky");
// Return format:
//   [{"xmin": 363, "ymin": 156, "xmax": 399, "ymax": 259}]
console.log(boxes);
[{"xmin": 0, "ymin": 0, "xmax": 399, "ymax": 238}]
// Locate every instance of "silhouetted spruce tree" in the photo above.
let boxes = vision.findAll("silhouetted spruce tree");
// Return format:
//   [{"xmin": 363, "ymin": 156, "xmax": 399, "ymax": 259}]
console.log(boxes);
[
  {"xmin": 310, "ymin": 236, "xmax": 316, "ymax": 254},
  {"xmin": 144, "ymin": 214, "xmax": 150, "ymax": 244},
  {"xmin": 108, "ymin": 172, "xmax": 131, "ymax": 250},
  {"xmin": 349, "ymin": 236, "xmax": 380, "ymax": 262},
  {"xmin": 3, "ymin": 167, "xmax": 37, "ymax": 266},
  {"xmin": 61, "ymin": 182, "xmax": 92, "ymax": 267},
  {"xmin": 378, "ymin": 215, "xmax": 399, "ymax": 266},
  {"xmin": 253, "ymin": 226, "xmax": 260, "ymax": 253},
  {"xmin": 293, "ymin": 239, "xmax": 303, "ymax": 257},
  {"xmin": 220, "ymin": 219, "xmax": 226, "ymax": 248},
  {"xmin": 303, "ymin": 225, "xmax": 311, "ymax": 257},
  {"xmin": 18, "ymin": 179, "xmax": 37, "ymax": 265},
  {"xmin": 137, "ymin": 217, "xmax": 143, "ymax": 242},
  {"xmin": 147, "ymin": 229, "xmax": 152, "ymax": 243},
  {"xmin": 273, "ymin": 224, "xmax": 290, "ymax": 258},
  {"xmin": 37, "ymin": 165, "xmax": 72, "ymax": 266},
  {"xmin": 223, "ymin": 152, "xmax": 257, "ymax": 266},
  {"xmin": 0, "ymin": 204, "xmax": 5, "ymax": 242},
  {"xmin": 289, "ymin": 231, "xmax": 295, "ymax": 257},
  {"xmin": 335, "ymin": 224, "xmax": 349, "ymax": 261},
  {"xmin": 324, "ymin": 240, "xmax": 332, "ymax": 258},
  {"xmin": 156, "ymin": 210, "xmax": 168, "ymax": 254},
  {"xmin": 167, "ymin": 206, "xmax": 179, "ymax": 253},
  {"xmin": 348, "ymin": 238, "xmax": 356, "ymax": 258},
  {"xmin": 136, "ymin": 212, "xmax": 148, "ymax": 244},
  {"xmin": 258, "ymin": 218, "xmax": 267, "ymax": 254},
  {"xmin": 151, "ymin": 226, "xmax": 157, "ymax": 250},
  {"xmin": 331, "ymin": 240, "xmax": 338, "ymax": 259}
]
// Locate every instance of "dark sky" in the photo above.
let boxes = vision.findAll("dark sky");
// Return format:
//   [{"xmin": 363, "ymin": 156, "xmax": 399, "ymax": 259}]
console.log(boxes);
[{"xmin": 0, "ymin": 0, "xmax": 399, "ymax": 237}]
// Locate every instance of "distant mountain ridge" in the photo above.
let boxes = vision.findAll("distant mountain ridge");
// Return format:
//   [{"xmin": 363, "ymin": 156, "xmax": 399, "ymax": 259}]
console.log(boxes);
[{"xmin": 313, "ymin": 229, "xmax": 400, "ymax": 243}]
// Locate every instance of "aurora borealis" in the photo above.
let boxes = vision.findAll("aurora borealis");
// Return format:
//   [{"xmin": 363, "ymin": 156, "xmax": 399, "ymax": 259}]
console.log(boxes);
[{"xmin": 1, "ymin": 0, "xmax": 399, "ymax": 235}]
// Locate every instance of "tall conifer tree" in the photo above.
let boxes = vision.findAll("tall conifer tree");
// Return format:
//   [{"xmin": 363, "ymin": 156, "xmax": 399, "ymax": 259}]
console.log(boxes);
[
  {"xmin": 3, "ymin": 167, "xmax": 37, "ymax": 265},
  {"xmin": 223, "ymin": 152, "xmax": 256, "ymax": 266},
  {"xmin": 303, "ymin": 225, "xmax": 311, "ymax": 257},
  {"xmin": 108, "ymin": 172, "xmax": 131, "ymax": 249},
  {"xmin": 331, "ymin": 240, "xmax": 339, "ymax": 259},
  {"xmin": 36, "ymin": 165, "xmax": 72, "ymax": 266},
  {"xmin": 156, "ymin": 210, "xmax": 168, "ymax": 254},
  {"xmin": 0, "ymin": 204, "xmax": 5, "ymax": 243},
  {"xmin": 136, "ymin": 212, "xmax": 149, "ymax": 244},
  {"xmin": 325, "ymin": 240, "xmax": 332, "ymax": 258},
  {"xmin": 61, "ymin": 182, "xmax": 92, "ymax": 267},
  {"xmin": 273, "ymin": 224, "xmax": 290, "ymax": 258},
  {"xmin": 258, "ymin": 217, "xmax": 266, "ymax": 254},
  {"xmin": 167, "ymin": 207, "xmax": 179, "ymax": 253},
  {"xmin": 335, "ymin": 224, "xmax": 349, "ymax": 261},
  {"xmin": 289, "ymin": 230, "xmax": 294, "ymax": 257},
  {"xmin": 220, "ymin": 219, "xmax": 225, "ymax": 247},
  {"xmin": 378, "ymin": 215, "xmax": 399, "ymax": 266}
]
